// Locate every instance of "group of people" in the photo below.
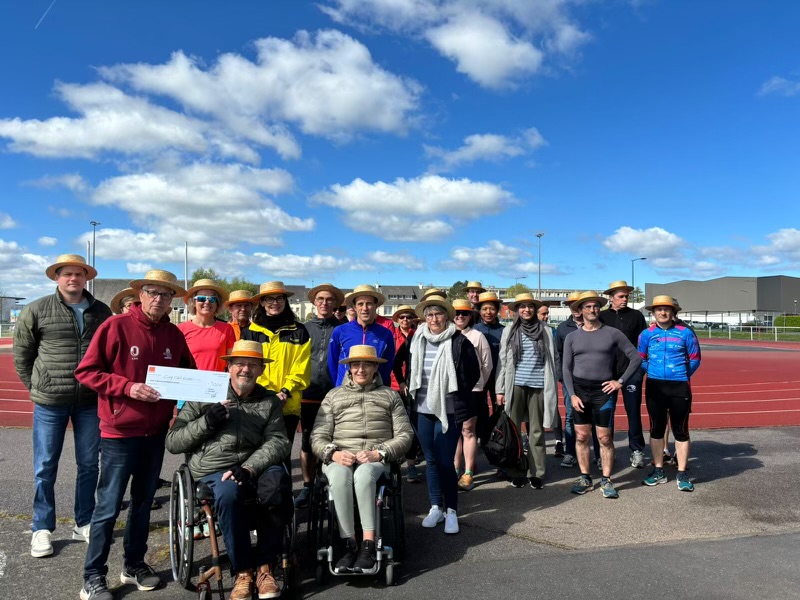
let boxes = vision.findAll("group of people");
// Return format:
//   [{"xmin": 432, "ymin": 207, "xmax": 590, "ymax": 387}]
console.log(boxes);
[{"xmin": 13, "ymin": 255, "xmax": 701, "ymax": 600}]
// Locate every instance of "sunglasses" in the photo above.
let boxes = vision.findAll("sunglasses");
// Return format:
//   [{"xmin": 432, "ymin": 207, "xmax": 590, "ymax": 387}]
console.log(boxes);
[
  {"xmin": 195, "ymin": 295, "xmax": 219, "ymax": 304},
  {"xmin": 397, "ymin": 314, "xmax": 415, "ymax": 320},
  {"xmin": 454, "ymin": 311, "xmax": 472, "ymax": 317}
]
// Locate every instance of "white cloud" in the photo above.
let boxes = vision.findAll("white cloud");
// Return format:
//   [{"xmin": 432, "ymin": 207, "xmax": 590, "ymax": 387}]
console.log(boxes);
[
  {"xmin": 320, "ymin": 1, "xmax": 591, "ymax": 89},
  {"xmin": 0, "ymin": 213, "xmax": 16, "ymax": 229},
  {"xmin": 751, "ymin": 228, "xmax": 800, "ymax": 265},
  {"xmin": 425, "ymin": 127, "xmax": 547, "ymax": 172},
  {"xmin": 25, "ymin": 173, "xmax": 89, "ymax": 192},
  {"xmin": 126, "ymin": 262, "xmax": 152, "ymax": 274},
  {"xmin": 88, "ymin": 163, "xmax": 309, "ymax": 251},
  {"xmin": 101, "ymin": 30, "xmax": 421, "ymax": 144},
  {"xmin": 441, "ymin": 239, "xmax": 564, "ymax": 276},
  {"xmin": 38, "ymin": 236, "xmax": 58, "ymax": 246},
  {"xmin": 49, "ymin": 207, "xmax": 72, "ymax": 218},
  {"xmin": 602, "ymin": 226, "xmax": 686, "ymax": 256},
  {"xmin": 0, "ymin": 239, "xmax": 53, "ymax": 299},
  {"xmin": 315, "ymin": 175, "xmax": 513, "ymax": 241},
  {"xmin": 368, "ymin": 250, "xmax": 425, "ymax": 270},
  {"xmin": 251, "ymin": 251, "xmax": 373, "ymax": 279},
  {"xmin": 758, "ymin": 76, "xmax": 800, "ymax": 98}
]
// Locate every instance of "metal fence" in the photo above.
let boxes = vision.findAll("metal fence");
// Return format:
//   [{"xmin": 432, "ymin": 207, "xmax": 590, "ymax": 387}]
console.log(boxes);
[{"xmin": 691, "ymin": 325, "xmax": 800, "ymax": 342}]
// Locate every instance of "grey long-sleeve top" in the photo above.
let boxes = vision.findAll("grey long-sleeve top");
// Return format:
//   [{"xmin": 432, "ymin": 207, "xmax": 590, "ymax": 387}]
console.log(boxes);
[{"xmin": 562, "ymin": 325, "xmax": 642, "ymax": 398}]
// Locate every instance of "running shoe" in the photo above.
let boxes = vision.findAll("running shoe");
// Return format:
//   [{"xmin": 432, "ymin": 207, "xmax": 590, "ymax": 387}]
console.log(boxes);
[
  {"xmin": 642, "ymin": 468, "xmax": 667, "ymax": 486},
  {"xmin": 570, "ymin": 475, "xmax": 593, "ymax": 495},
  {"xmin": 406, "ymin": 464, "xmax": 422, "ymax": 483},
  {"xmin": 560, "ymin": 453, "xmax": 577, "ymax": 468},
  {"xmin": 676, "ymin": 471, "xmax": 694, "ymax": 492},
  {"xmin": 600, "ymin": 478, "xmax": 619, "ymax": 499},
  {"xmin": 630, "ymin": 450, "xmax": 646, "ymax": 469},
  {"xmin": 554, "ymin": 441, "xmax": 565, "ymax": 457}
]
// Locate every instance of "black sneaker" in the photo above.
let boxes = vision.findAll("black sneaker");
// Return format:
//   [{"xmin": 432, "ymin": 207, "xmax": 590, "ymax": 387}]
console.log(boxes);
[
  {"xmin": 120, "ymin": 562, "xmax": 161, "ymax": 591},
  {"xmin": 294, "ymin": 485, "xmax": 312, "ymax": 508},
  {"xmin": 335, "ymin": 538, "xmax": 358, "ymax": 573},
  {"xmin": 554, "ymin": 442, "xmax": 565, "ymax": 457},
  {"xmin": 510, "ymin": 477, "xmax": 527, "ymax": 488},
  {"xmin": 529, "ymin": 477, "xmax": 544, "ymax": 489},
  {"xmin": 80, "ymin": 576, "xmax": 113, "ymax": 600},
  {"xmin": 353, "ymin": 539, "xmax": 376, "ymax": 572}
]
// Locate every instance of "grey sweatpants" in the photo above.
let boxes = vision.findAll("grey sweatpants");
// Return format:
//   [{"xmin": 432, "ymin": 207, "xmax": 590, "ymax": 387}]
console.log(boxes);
[{"xmin": 509, "ymin": 386, "xmax": 546, "ymax": 478}]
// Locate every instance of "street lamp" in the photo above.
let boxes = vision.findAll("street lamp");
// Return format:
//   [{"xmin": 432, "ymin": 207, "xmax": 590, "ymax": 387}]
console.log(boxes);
[
  {"xmin": 794, "ymin": 299, "xmax": 797, "ymax": 315},
  {"xmin": 513, "ymin": 275, "xmax": 527, "ymax": 293},
  {"xmin": 631, "ymin": 257, "xmax": 646, "ymax": 298},
  {"xmin": 90, "ymin": 221, "xmax": 100, "ymax": 294},
  {"xmin": 536, "ymin": 232, "xmax": 544, "ymax": 299}
]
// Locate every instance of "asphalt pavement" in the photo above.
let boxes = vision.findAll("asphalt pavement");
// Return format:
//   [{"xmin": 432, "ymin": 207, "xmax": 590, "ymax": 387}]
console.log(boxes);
[{"xmin": 1, "ymin": 426, "xmax": 799, "ymax": 600}]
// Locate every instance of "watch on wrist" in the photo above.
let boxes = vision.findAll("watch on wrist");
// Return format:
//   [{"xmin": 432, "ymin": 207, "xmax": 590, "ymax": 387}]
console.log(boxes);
[
  {"xmin": 617, "ymin": 379, "xmax": 624, "ymax": 386},
  {"xmin": 280, "ymin": 387, "xmax": 291, "ymax": 396}
]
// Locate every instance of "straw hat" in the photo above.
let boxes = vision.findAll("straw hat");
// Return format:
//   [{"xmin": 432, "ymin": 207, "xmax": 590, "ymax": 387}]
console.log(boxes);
[
  {"xmin": 225, "ymin": 289, "xmax": 254, "ymax": 308},
  {"xmin": 307, "ymin": 283, "xmax": 345, "ymax": 307},
  {"xmin": 465, "ymin": 281, "xmax": 486, "ymax": 293},
  {"xmin": 451, "ymin": 299, "xmax": 473, "ymax": 312},
  {"xmin": 392, "ymin": 304, "xmax": 416, "ymax": 321},
  {"xmin": 567, "ymin": 291, "xmax": 583, "ymax": 303},
  {"xmin": 45, "ymin": 254, "xmax": 97, "ymax": 281},
  {"xmin": 421, "ymin": 288, "xmax": 447, "ymax": 300},
  {"xmin": 476, "ymin": 291, "xmax": 501, "ymax": 307},
  {"xmin": 338, "ymin": 344, "xmax": 387, "ymax": 365},
  {"xmin": 221, "ymin": 340, "xmax": 272, "ymax": 363},
  {"xmin": 604, "ymin": 280, "xmax": 634, "ymax": 295},
  {"xmin": 415, "ymin": 297, "xmax": 456, "ymax": 320},
  {"xmin": 645, "ymin": 295, "xmax": 680, "ymax": 313},
  {"xmin": 569, "ymin": 290, "xmax": 608, "ymax": 312},
  {"xmin": 347, "ymin": 284, "xmax": 385, "ymax": 307},
  {"xmin": 110, "ymin": 287, "xmax": 136, "ymax": 315},
  {"xmin": 252, "ymin": 281, "xmax": 294, "ymax": 303},
  {"xmin": 511, "ymin": 292, "xmax": 543, "ymax": 311},
  {"xmin": 129, "ymin": 269, "xmax": 186, "ymax": 296},
  {"xmin": 183, "ymin": 279, "xmax": 229, "ymax": 304}
]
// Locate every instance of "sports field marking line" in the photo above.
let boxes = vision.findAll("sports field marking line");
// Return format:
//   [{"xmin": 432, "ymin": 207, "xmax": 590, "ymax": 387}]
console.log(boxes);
[
  {"xmin": 689, "ymin": 409, "xmax": 800, "ymax": 415},
  {"xmin": 0, "ymin": 398, "xmax": 31, "ymax": 404},
  {"xmin": 692, "ymin": 381, "xmax": 800, "ymax": 389},
  {"xmin": 694, "ymin": 389, "xmax": 800, "ymax": 397},
  {"xmin": 692, "ymin": 397, "xmax": 800, "ymax": 404}
]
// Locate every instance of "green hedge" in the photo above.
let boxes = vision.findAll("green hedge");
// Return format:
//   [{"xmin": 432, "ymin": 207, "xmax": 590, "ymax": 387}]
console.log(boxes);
[{"xmin": 774, "ymin": 315, "xmax": 800, "ymax": 327}]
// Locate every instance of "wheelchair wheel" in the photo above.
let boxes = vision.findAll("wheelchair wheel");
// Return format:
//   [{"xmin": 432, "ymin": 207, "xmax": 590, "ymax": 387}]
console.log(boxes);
[
  {"xmin": 385, "ymin": 561, "xmax": 396, "ymax": 586},
  {"xmin": 169, "ymin": 465, "xmax": 195, "ymax": 590}
]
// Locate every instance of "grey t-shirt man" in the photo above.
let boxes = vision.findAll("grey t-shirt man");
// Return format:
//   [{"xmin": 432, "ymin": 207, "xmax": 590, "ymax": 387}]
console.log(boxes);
[{"xmin": 562, "ymin": 325, "xmax": 642, "ymax": 398}]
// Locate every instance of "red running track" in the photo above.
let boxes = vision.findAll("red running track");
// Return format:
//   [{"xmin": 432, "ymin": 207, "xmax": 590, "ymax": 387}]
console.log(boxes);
[{"xmin": 1, "ymin": 343, "xmax": 799, "ymax": 429}]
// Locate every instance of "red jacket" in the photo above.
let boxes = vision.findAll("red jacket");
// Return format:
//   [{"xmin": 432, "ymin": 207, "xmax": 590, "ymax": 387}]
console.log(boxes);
[
  {"xmin": 390, "ymin": 326, "xmax": 414, "ymax": 391},
  {"xmin": 75, "ymin": 303, "xmax": 195, "ymax": 438}
]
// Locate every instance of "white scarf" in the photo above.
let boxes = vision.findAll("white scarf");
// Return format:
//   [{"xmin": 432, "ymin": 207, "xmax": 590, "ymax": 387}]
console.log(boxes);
[{"xmin": 409, "ymin": 322, "xmax": 459, "ymax": 432}]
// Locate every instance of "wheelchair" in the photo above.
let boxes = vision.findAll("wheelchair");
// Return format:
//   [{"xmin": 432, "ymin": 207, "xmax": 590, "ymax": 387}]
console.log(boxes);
[
  {"xmin": 169, "ymin": 463, "xmax": 300, "ymax": 599},
  {"xmin": 308, "ymin": 461, "xmax": 406, "ymax": 586}
]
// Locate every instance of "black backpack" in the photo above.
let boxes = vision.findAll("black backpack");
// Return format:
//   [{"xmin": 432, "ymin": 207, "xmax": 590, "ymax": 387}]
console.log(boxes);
[{"xmin": 482, "ymin": 409, "xmax": 528, "ymax": 471}]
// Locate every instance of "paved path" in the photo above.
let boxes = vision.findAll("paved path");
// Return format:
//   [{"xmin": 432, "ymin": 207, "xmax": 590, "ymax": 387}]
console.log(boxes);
[{"xmin": 1, "ymin": 426, "xmax": 798, "ymax": 599}]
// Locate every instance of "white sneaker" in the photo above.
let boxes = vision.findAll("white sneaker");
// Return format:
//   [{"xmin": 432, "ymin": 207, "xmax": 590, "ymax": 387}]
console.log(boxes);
[
  {"xmin": 73, "ymin": 523, "xmax": 91, "ymax": 542},
  {"xmin": 421, "ymin": 505, "xmax": 444, "ymax": 528},
  {"xmin": 31, "ymin": 529, "xmax": 53, "ymax": 557},
  {"xmin": 444, "ymin": 509, "xmax": 459, "ymax": 534}
]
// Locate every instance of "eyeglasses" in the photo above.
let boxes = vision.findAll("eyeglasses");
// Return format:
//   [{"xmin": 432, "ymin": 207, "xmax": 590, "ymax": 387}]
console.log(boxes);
[
  {"xmin": 142, "ymin": 289, "xmax": 175, "ymax": 300},
  {"xmin": 314, "ymin": 297, "xmax": 336, "ymax": 304},
  {"xmin": 261, "ymin": 295, "xmax": 285, "ymax": 304},
  {"xmin": 230, "ymin": 360, "xmax": 262, "ymax": 370},
  {"xmin": 334, "ymin": 308, "xmax": 346, "ymax": 312},
  {"xmin": 454, "ymin": 311, "xmax": 472, "ymax": 317},
  {"xmin": 195, "ymin": 295, "xmax": 218, "ymax": 304},
  {"xmin": 425, "ymin": 312, "xmax": 446, "ymax": 320}
]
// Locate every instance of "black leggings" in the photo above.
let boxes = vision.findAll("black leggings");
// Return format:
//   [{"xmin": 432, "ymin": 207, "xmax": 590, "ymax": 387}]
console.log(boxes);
[{"xmin": 646, "ymin": 379, "xmax": 692, "ymax": 442}]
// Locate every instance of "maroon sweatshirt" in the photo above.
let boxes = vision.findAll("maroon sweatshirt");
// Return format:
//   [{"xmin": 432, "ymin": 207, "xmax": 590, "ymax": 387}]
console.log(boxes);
[{"xmin": 75, "ymin": 302, "xmax": 195, "ymax": 438}]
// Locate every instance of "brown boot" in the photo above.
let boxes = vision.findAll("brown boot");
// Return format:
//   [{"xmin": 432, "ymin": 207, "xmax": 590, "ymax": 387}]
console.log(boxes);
[
  {"xmin": 256, "ymin": 564, "xmax": 281, "ymax": 599},
  {"xmin": 230, "ymin": 569, "xmax": 254, "ymax": 600}
]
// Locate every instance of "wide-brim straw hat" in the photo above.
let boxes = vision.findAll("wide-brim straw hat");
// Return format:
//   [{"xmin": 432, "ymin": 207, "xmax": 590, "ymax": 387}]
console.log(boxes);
[
  {"xmin": 129, "ymin": 269, "xmax": 186, "ymax": 296},
  {"xmin": 183, "ymin": 279, "xmax": 229, "ymax": 304},
  {"xmin": 570, "ymin": 291, "xmax": 608, "ymax": 312},
  {"xmin": 307, "ymin": 283, "xmax": 345, "ymax": 307},
  {"xmin": 645, "ymin": 295, "xmax": 681, "ymax": 313},
  {"xmin": 110, "ymin": 287, "xmax": 136, "ymax": 315},
  {"xmin": 451, "ymin": 299, "xmax": 474, "ymax": 312},
  {"xmin": 604, "ymin": 280, "xmax": 634, "ymax": 295},
  {"xmin": 392, "ymin": 304, "xmax": 416, "ymax": 321},
  {"xmin": 415, "ymin": 297, "xmax": 456, "ymax": 320},
  {"xmin": 339, "ymin": 344, "xmax": 387, "ymax": 365},
  {"xmin": 221, "ymin": 340, "xmax": 272, "ymax": 363},
  {"xmin": 476, "ymin": 291, "xmax": 501, "ymax": 307},
  {"xmin": 567, "ymin": 291, "xmax": 583, "ymax": 303},
  {"xmin": 252, "ymin": 281, "xmax": 294, "ymax": 303},
  {"xmin": 421, "ymin": 288, "xmax": 447, "ymax": 300},
  {"xmin": 225, "ymin": 289, "xmax": 254, "ymax": 308},
  {"xmin": 45, "ymin": 253, "xmax": 97, "ymax": 281},
  {"xmin": 511, "ymin": 293, "xmax": 543, "ymax": 311},
  {"xmin": 348, "ymin": 284, "xmax": 385, "ymax": 307},
  {"xmin": 465, "ymin": 281, "xmax": 486, "ymax": 293}
]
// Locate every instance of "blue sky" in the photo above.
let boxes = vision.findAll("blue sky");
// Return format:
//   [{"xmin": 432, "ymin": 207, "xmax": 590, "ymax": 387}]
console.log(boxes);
[{"xmin": 1, "ymin": 1, "xmax": 799, "ymax": 301}]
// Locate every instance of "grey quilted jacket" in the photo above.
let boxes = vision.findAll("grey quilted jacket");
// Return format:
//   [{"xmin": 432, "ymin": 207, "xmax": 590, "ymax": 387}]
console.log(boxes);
[
  {"xmin": 13, "ymin": 288, "xmax": 112, "ymax": 407},
  {"xmin": 311, "ymin": 373, "xmax": 413, "ymax": 464}
]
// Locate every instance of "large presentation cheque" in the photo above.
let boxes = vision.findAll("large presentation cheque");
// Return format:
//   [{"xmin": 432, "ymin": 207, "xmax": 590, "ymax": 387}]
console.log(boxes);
[{"xmin": 145, "ymin": 365, "xmax": 229, "ymax": 403}]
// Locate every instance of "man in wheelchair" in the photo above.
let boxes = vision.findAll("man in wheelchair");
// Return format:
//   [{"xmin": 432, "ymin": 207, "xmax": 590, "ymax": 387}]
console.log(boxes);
[
  {"xmin": 166, "ymin": 340, "xmax": 291, "ymax": 600},
  {"xmin": 311, "ymin": 345, "xmax": 413, "ymax": 573}
]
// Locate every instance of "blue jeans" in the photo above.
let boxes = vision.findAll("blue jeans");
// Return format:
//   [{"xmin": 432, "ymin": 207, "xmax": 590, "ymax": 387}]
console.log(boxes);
[
  {"xmin": 200, "ymin": 466, "xmax": 284, "ymax": 572},
  {"xmin": 84, "ymin": 435, "xmax": 165, "ymax": 581},
  {"xmin": 414, "ymin": 412, "xmax": 459, "ymax": 512},
  {"xmin": 32, "ymin": 403, "xmax": 100, "ymax": 532},
  {"xmin": 617, "ymin": 370, "xmax": 646, "ymax": 452}
]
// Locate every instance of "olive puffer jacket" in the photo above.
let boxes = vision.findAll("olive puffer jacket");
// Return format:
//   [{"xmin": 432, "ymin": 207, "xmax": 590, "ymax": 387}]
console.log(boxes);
[
  {"xmin": 13, "ymin": 288, "xmax": 112, "ymax": 407},
  {"xmin": 311, "ymin": 373, "xmax": 413, "ymax": 464},
  {"xmin": 165, "ymin": 383, "xmax": 291, "ymax": 479}
]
